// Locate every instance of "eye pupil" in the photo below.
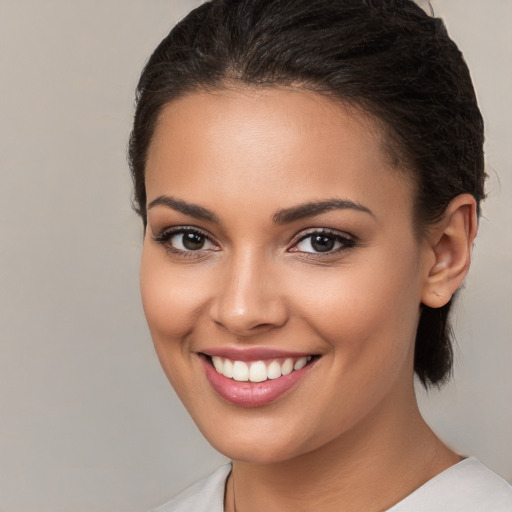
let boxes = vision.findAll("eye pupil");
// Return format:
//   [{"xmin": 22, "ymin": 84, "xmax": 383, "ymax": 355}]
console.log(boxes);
[
  {"xmin": 311, "ymin": 235, "xmax": 335, "ymax": 252},
  {"xmin": 183, "ymin": 232, "xmax": 205, "ymax": 250}
]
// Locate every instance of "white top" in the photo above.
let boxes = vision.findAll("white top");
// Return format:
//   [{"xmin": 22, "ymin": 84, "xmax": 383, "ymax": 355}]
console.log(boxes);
[{"xmin": 154, "ymin": 458, "xmax": 512, "ymax": 512}]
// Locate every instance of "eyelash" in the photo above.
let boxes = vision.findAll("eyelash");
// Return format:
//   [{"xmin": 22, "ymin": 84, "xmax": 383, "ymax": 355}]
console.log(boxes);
[
  {"xmin": 152, "ymin": 227, "xmax": 218, "ymax": 258},
  {"xmin": 291, "ymin": 229, "xmax": 356, "ymax": 255},
  {"xmin": 152, "ymin": 227, "xmax": 356, "ymax": 258}
]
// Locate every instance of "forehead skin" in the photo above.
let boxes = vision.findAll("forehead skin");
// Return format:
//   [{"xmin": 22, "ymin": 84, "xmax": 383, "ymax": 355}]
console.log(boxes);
[{"xmin": 145, "ymin": 88, "xmax": 414, "ymax": 232}]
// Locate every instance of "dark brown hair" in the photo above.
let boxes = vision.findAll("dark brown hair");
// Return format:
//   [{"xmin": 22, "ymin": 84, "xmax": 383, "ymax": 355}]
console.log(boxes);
[{"xmin": 129, "ymin": 0, "xmax": 485, "ymax": 387}]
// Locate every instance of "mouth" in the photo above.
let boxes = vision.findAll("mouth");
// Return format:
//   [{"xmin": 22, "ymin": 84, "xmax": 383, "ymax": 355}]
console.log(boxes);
[
  {"xmin": 205, "ymin": 354, "xmax": 315, "ymax": 382},
  {"xmin": 199, "ymin": 351, "xmax": 320, "ymax": 407}
]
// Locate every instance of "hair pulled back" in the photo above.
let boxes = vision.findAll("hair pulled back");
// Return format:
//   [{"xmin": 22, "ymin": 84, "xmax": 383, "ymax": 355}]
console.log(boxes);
[{"xmin": 129, "ymin": 0, "xmax": 485, "ymax": 387}]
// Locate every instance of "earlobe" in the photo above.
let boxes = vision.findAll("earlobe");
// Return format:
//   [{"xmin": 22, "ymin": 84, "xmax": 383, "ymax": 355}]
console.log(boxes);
[{"xmin": 421, "ymin": 194, "xmax": 478, "ymax": 309}]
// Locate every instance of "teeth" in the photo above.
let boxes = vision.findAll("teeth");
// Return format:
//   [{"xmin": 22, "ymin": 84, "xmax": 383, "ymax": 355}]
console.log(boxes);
[
  {"xmin": 232, "ymin": 361, "xmax": 249, "ymax": 381},
  {"xmin": 212, "ymin": 356, "xmax": 224, "ymax": 373},
  {"xmin": 294, "ymin": 357, "xmax": 308, "ymax": 370},
  {"xmin": 211, "ymin": 355, "xmax": 314, "ymax": 382},
  {"xmin": 249, "ymin": 361, "xmax": 267, "ymax": 382},
  {"xmin": 267, "ymin": 360, "xmax": 282, "ymax": 380},
  {"xmin": 281, "ymin": 358, "xmax": 294, "ymax": 376},
  {"xmin": 223, "ymin": 359, "xmax": 234, "ymax": 379}
]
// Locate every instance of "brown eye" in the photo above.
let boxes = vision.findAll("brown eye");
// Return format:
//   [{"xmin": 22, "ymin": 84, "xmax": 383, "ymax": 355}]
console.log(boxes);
[
  {"xmin": 181, "ymin": 232, "xmax": 206, "ymax": 250},
  {"xmin": 293, "ymin": 230, "xmax": 355, "ymax": 254},
  {"xmin": 154, "ymin": 228, "xmax": 217, "ymax": 253},
  {"xmin": 310, "ymin": 235, "xmax": 335, "ymax": 253}
]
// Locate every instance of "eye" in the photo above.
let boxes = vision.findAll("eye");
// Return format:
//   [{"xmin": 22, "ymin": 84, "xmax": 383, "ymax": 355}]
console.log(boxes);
[
  {"xmin": 153, "ymin": 227, "xmax": 218, "ymax": 253},
  {"xmin": 291, "ymin": 230, "xmax": 355, "ymax": 254}
]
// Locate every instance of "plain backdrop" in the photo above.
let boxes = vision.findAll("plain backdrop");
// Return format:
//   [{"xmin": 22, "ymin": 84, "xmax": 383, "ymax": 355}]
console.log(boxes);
[{"xmin": 0, "ymin": 1, "xmax": 510, "ymax": 511}]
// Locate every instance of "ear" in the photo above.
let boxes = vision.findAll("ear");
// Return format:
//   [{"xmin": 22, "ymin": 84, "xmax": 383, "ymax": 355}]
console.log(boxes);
[{"xmin": 421, "ymin": 194, "xmax": 478, "ymax": 309}]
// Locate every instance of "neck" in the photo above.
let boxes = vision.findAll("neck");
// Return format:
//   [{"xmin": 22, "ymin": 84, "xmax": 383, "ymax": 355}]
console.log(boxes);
[{"xmin": 226, "ymin": 384, "xmax": 460, "ymax": 512}]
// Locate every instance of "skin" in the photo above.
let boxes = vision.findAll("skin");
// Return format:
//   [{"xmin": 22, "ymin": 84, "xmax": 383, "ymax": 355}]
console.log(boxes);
[{"xmin": 140, "ymin": 88, "xmax": 477, "ymax": 511}]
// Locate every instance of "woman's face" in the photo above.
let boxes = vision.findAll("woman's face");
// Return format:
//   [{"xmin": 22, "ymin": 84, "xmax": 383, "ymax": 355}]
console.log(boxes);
[{"xmin": 141, "ymin": 88, "xmax": 432, "ymax": 463}]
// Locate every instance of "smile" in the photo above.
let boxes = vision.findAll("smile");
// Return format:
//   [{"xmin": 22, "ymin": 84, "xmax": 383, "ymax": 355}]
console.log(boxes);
[
  {"xmin": 201, "ymin": 351, "xmax": 318, "ymax": 407},
  {"xmin": 211, "ymin": 355, "xmax": 313, "ymax": 383}
]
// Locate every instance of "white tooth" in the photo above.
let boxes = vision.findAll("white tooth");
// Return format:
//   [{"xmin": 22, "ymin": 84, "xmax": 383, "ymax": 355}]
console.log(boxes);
[
  {"xmin": 294, "ymin": 357, "xmax": 307, "ymax": 370},
  {"xmin": 212, "ymin": 356, "xmax": 224, "ymax": 374},
  {"xmin": 249, "ymin": 361, "xmax": 267, "ymax": 382},
  {"xmin": 267, "ymin": 360, "xmax": 282, "ymax": 379},
  {"xmin": 281, "ymin": 358, "xmax": 294, "ymax": 376},
  {"xmin": 307, "ymin": 356, "xmax": 312, "ymax": 362},
  {"xmin": 232, "ymin": 361, "xmax": 249, "ymax": 381},
  {"xmin": 223, "ymin": 359, "xmax": 234, "ymax": 379}
]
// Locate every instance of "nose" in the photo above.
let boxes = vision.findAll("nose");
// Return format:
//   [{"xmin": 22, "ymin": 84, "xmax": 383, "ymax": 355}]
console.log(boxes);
[{"xmin": 209, "ymin": 252, "xmax": 289, "ymax": 337}]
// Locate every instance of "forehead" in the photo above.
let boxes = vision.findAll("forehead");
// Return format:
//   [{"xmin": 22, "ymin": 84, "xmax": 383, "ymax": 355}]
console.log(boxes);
[{"xmin": 145, "ymin": 87, "xmax": 413, "ymax": 223}]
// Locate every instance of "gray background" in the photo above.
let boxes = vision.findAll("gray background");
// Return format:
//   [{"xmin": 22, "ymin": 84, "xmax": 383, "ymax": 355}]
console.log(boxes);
[{"xmin": 0, "ymin": 1, "xmax": 510, "ymax": 511}]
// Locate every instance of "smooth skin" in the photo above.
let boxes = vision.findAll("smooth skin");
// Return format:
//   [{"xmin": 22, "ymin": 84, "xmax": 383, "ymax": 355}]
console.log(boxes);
[{"xmin": 140, "ymin": 88, "xmax": 477, "ymax": 512}]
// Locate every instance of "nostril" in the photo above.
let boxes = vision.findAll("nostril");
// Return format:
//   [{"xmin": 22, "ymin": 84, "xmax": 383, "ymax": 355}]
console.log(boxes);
[
  {"xmin": 208, "ymin": 267, "xmax": 289, "ymax": 335},
  {"xmin": 210, "ymin": 297, "xmax": 289, "ymax": 334},
  {"xmin": 211, "ymin": 310, "xmax": 286, "ymax": 336}
]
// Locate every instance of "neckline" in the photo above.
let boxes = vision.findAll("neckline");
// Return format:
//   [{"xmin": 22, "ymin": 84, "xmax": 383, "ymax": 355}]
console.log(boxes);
[
  {"xmin": 386, "ymin": 456, "xmax": 477, "ymax": 510},
  {"xmin": 222, "ymin": 457, "xmax": 478, "ymax": 511}
]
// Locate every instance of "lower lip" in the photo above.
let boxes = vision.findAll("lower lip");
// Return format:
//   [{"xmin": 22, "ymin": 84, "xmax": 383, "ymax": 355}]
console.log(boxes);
[{"xmin": 201, "ymin": 357, "xmax": 315, "ymax": 408}]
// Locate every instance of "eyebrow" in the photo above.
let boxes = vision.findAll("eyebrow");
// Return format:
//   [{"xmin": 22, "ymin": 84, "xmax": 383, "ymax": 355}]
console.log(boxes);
[
  {"xmin": 147, "ymin": 195, "xmax": 373, "ymax": 225},
  {"xmin": 272, "ymin": 199, "xmax": 374, "ymax": 224},
  {"xmin": 147, "ymin": 195, "xmax": 220, "ymax": 223}
]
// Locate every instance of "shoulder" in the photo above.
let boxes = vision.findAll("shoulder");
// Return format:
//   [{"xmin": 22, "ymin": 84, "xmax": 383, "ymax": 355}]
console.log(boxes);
[
  {"xmin": 388, "ymin": 457, "xmax": 512, "ymax": 512},
  {"xmin": 153, "ymin": 464, "xmax": 231, "ymax": 512}
]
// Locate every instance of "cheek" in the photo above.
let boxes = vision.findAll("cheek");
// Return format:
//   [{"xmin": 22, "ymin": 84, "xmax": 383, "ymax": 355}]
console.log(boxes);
[
  {"xmin": 140, "ymin": 246, "xmax": 208, "ymax": 346},
  {"xmin": 139, "ymin": 246, "xmax": 209, "ymax": 402},
  {"xmin": 292, "ymin": 249, "xmax": 422, "ymax": 363}
]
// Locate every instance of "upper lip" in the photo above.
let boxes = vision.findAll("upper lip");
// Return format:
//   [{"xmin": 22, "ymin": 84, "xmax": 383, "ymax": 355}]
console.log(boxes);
[{"xmin": 200, "ymin": 347, "xmax": 317, "ymax": 361}]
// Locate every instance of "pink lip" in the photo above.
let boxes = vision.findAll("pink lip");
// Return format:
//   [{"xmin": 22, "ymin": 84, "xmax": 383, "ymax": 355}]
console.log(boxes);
[
  {"xmin": 202, "ymin": 346, "xmax": 313, "ymax": 362},
  {"xmin": 200, "ymin": 355, "xmax": 316, "ymax": 408}
]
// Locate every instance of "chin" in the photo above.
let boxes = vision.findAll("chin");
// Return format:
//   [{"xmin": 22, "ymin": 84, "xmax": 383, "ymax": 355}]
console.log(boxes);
[
  {"xmin": 194, "ymin": 414, "xmax": 319, "ymax": 465},
  {"xmin": 211, "ymin": 438, "xmax": 304, "ymax": 465}
]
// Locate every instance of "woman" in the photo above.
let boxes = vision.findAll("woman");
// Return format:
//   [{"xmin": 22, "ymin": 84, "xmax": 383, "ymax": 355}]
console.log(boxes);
[{"xmin": 129, "ymin": 0, "xmax": 512, "ymax": 510}]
